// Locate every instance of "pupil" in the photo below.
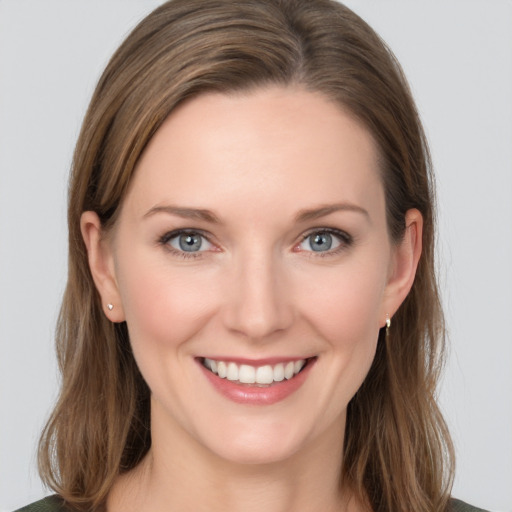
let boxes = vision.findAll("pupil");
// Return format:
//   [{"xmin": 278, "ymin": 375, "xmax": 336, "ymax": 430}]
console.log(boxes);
[
  {"xmin": 311, "ymin": 233, "xmax": 332, "ymax": 251},
  {"xmin": 179, "ymin": 233, "xmax": 202, "ymax": 251}
]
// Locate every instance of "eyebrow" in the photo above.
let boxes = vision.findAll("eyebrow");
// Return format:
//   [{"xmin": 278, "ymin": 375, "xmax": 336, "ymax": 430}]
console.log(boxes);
[
  {"xmin": 143, "ymin": 205, "xmax": 220, "ymax": 223},
  {"xmin": 294, "ymin": 203, "xmax": 370, "ymax": 223},
  {"xmin": 143, "ymin": 202, "xmax": 369, "ymax": 224}
]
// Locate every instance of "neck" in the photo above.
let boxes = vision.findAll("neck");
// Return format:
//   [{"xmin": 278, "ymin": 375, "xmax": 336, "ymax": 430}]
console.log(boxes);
[{"xmin": 108, "ymin": 402, "xmax": 360, "ymax": 512}]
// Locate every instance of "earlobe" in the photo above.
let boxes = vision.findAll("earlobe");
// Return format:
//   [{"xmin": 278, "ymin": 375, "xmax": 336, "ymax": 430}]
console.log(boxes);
[
  {"xmin": 80, "ymin": 211, "xmax": 125, "ymax": 322},
  {"xmin": 381, "ymin": 208, "xmax": 423, "ymax": 326}
]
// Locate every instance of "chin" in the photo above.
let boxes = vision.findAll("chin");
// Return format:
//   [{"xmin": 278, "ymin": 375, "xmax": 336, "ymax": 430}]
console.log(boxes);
[
  {"xmin": 210, "ymin": 438, "xmax": 301, "ymax": 466},
  {"xmin": 196, "ymin": 416, "xmax": 315, "ymax": 466}
]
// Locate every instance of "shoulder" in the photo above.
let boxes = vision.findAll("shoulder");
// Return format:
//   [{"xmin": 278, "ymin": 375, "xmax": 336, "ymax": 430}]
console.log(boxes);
[
  {"xmin": 13, "ymin": 495, "xmax": 71, "ymax": 512},
  {"xmin": 450, "ymin": 498, "xmax": 491, "ymax": 512}
]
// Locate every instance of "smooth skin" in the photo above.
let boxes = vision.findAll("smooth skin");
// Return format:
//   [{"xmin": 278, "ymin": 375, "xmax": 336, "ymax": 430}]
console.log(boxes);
[{"xmin": 81, "ymin": 86, "xmax": 422, "ymax": 512}]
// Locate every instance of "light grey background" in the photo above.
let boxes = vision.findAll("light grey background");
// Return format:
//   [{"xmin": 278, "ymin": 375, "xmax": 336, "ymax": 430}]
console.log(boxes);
[{"xmin": 1, "ymin": 1, "xmax": 511, "ymax": 511}]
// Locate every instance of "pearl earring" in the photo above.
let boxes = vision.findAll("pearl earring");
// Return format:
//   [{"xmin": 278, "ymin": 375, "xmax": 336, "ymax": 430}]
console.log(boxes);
[{"xmin": 107, "ymin": 304, "xmax": 114, "ymax": 311}]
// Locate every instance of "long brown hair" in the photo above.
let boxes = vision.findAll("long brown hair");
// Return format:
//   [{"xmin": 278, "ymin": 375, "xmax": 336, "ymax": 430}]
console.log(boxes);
[{"xmin": 39, "ymin": 1, "xmax": 454, "ymax": 510}]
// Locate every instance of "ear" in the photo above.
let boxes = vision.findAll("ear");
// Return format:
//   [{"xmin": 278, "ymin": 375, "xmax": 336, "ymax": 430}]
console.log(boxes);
[
  {"xmin": 380, "ymin": 208, "xmax": 423, "ymax": 327},
  {"xmin": 80, "ymin": 211, "xmax": 125, "ymax": 322}
]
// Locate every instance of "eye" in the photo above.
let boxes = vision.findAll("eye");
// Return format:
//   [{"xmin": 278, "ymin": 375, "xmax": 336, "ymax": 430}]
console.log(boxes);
[
  {"xmin": 297, "ymin": 229, "xmax": 351, "ymax": 253},
  {"xmin": 162, "ymin": 230, "xmax": 214, "ymax": 253}
]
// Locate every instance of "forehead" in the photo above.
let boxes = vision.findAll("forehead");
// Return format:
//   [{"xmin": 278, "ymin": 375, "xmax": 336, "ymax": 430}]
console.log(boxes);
[{"xmin": 125, "ymin": 86, "xmax": 383, "ymax": 222}]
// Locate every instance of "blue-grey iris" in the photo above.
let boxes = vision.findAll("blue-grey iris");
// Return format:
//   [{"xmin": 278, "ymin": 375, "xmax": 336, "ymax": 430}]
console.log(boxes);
[
  {"xmin": 179, "ymin": 233, "xmax": 202, "ymax": 251},
  {"xmin": 309, "ymin": 232, "xmax": 332, "ymax": 251}
]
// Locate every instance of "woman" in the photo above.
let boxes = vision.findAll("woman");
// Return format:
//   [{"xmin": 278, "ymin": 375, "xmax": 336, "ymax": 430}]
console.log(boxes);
[{"xmin": 15, "ymin": 0, "xmax": 489, "ymax": 511}]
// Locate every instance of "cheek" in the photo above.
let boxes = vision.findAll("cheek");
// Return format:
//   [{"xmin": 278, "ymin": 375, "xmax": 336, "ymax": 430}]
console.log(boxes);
[
  {"xmin": 117, "ymin": 256, "xmax": 220, "ymax": 353},
  {"xmin": 296, "ymin": 261, "xmax": 386, "ymax": 412},
  {"xmin": 298, "ymin": 258, "xmax": 387, "ymax": 346}
]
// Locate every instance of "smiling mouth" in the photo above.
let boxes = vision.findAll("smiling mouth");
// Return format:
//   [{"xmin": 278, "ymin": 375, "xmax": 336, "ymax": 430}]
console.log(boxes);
[{"xmin": 200, "ymin": 357, "xmax": 314, "ymax": 387}]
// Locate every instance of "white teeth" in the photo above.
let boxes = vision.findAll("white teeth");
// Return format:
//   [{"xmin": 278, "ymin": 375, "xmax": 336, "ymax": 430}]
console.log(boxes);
[
  {"xmin": 294, "ymin": 360, "xmax": 305, "ymax": 373},
  {"xmin": 284, "ymin": 361, "xmax": 295, "ymax": 380},
  {"xmin": 273, "ymin": 363, "xmax": 285, "ymax": 382},
  {"xmin": 217, "ymin": 361, "xmax": 227, "ymax": 378},
  {"xmin": 256, "ymin": 365, "xmax": 274, "ymax": 384},
  {"xmin": 226, "ymin": 362, "xmax": 238, "ymax": 381},
  {"xmin": 239, "ymin": 364, "xmax": 256, "ymax": 384},
  {"xmin": 202, "ymin": 357, "xmax": 308, "ymax": 384}
]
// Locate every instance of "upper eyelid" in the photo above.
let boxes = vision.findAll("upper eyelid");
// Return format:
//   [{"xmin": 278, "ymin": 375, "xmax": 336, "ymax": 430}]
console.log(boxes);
[
  {"xmin": 160, "ymin": 229, "xmax": 216, "ymax": 258},
  {"xmin": 296, "ymin": 227, "xmax": 353, "ymax": 253},
  {"xmin": 300, "ymin": 227, "xmax": 352, "ymax": 241},
  {"xmin": 158, "ymin": 226, "xmax": 352, "ymax": 249},
  {"xmin": 160, "ymin": 228, "xmax": 213, "ymax": 242}
]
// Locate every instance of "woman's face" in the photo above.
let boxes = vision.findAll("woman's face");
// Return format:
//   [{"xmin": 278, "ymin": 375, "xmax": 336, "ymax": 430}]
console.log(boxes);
[{"xmin": 85, "ymin": 87, "xmax": 420, "ymax": 465}]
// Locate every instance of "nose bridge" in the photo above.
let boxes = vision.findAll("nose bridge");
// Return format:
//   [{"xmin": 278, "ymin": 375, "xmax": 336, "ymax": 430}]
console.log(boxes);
[{"xmin": 223, "ymin": 245, "xmax": 293, "ymax": 340}]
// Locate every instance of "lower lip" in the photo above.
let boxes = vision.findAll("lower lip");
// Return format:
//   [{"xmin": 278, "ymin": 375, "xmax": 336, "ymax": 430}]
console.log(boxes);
[{"xmin": 198, "ymin": 359, "xmax": 316, "ymax": 405}]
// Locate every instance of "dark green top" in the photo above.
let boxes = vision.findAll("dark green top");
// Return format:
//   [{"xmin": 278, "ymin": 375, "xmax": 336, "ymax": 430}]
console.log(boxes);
[
  {"xmin": 14, "ymin": 496, "xmax": 66, "ymax": 512},
  {"xmin": 451, "ymin": 499, "xmax": 490, "ymax": 512},
  {"xmin": 14, "ymin": 495, "xmax": 491, "ymax": 511}
]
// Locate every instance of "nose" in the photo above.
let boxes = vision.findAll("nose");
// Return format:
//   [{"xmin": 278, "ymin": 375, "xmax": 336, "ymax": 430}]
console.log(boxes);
[{"xmin": 222, "ymin": 250, "xmax": 294, "ymax": 341}]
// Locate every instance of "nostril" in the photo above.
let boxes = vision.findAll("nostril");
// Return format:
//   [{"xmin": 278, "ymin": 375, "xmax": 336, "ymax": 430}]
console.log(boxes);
[
  {"xmin": 222, "ymin": 294, "xmax": 295, "ymax": 340},
  {"xmin": 221, "ymin": 262, "xmax": 294, "ymax": 339}
]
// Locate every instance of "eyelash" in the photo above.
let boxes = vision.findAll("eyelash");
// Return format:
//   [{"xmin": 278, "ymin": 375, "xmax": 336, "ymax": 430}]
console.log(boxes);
[
  {"xmin": 158, "ymin": 227, "xmax": 353, "ymax": 259},
  {"xmin": 158, "ymin": 229, "xmax": 213, "ymax": 259},
  {"xmin": 297, "ymin": 228, "xmax": 353, "ymax": 257}
]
